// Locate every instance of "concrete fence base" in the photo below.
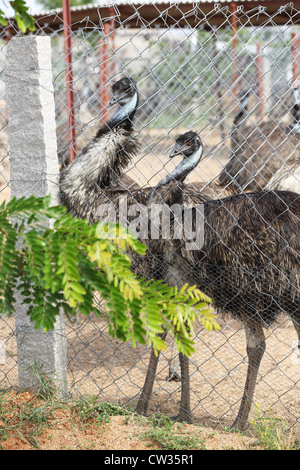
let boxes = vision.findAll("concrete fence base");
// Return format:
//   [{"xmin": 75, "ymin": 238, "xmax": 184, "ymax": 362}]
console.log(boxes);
[{"xmin": 5, "ymin": 36, "xmax": 68, "ymax": 394}]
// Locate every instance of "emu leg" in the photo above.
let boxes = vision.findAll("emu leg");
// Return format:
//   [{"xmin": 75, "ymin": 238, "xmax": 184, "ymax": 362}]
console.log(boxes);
[
  {"xmin": 168, "ymin": 341, "xmax": 181, "ymax": 381},
  {"xmin": 291, "ymin": 315, "xmax": 300, "ymax": 353},
  {"xmin": 232, "ymin": 322, "xmax": 266, "ymax": 431},
  {"xmin": 136, "ymin": 329, "xmax": 167, "ymax": 416},
  {"xmin": 176, "ymin": 352, "xmax": 193, "ymax": 423}
]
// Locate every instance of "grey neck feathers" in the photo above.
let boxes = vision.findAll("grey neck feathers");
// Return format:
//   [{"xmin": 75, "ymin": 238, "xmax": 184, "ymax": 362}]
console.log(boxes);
[
  {"xmin": 151, "ymin": 145, "xmax": 203, "ymax": 200},
  {"xmin": 233, "ymin": 98, "xmax": 249, "ymax": 130},
  {"xmin": 108, "ymin": 92, "xmax": 138, "ymax": 128},
  {"xmin": 291, "ymin": 87, "xmax": 300, "ymax": 133}
]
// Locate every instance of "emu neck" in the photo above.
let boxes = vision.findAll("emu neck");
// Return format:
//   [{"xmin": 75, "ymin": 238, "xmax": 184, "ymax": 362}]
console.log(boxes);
[
  {"xmin": 291, "ymin": 106, "xmax": 300, "ymax": 133},
  {"xmin": 108, "ymin": 92, "xmax": 138, "ymax": 129},
  {"xmin": 231, "ymin": 98, "xmax": 249, "ymax": 149},
  {"xmin": 151, "ymin": 146, "xmax": 203, "ymax": 201},
  {"xmin": 288, "ymin": 88, "xmax": 300, "ymax": 134},
  {"xmin": 60, "ymin": 93, "xmax": 139, "ymax": 218}
]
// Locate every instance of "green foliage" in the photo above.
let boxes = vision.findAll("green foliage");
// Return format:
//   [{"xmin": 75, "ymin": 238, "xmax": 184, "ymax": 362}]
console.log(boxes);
[
  {"xmin": 0, "ymin": 9, "xmax": 7, "ymax": 26},
  {"xmin": 0, "ymin": 0, "xmax": 35, "ymax": 32},
  {"xmin": 0, "ymin": 195, "xmax": 218, "ymax": 356},
  {"xmin": 0, "ymin": 0, "xmax": 95, "ymax": 33},
  {"xmin": 251, "ymin": 404, "xmax": 299, "ymax": 450},
  {"xmin": 142, "ymin": 414, "xmax": 206, "ymax": 450},
  {"xmin": 94, "ymin": 402, "xmax": 132, "ymax": 424}
]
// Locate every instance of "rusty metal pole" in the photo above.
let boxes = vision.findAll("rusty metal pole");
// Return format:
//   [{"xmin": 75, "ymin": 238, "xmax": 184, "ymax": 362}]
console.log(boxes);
[
  {"xmin": 231, "ymin": 2, "xmax": 238, "ymax": 98},
  {"xmin": 110, "ymin": 7, "xmax": 116, "ymax": 79},
  {"xmin": 292, "ymin": 31, "xmax": 299, "ymax": 86},
  {"xmin": 99, "ymin": 21, "xmax": 111, "ymax": 126},
  {"xmin": 256, "ymin": 42, "xmax": 264, "ymax": 122},
  {"xmin": 62, "ymin": 0, "xmax": 76, "ymax": 162},
  {"xmin": 5, "ymin": 24, "xmax": 11, "ymax": 42}
]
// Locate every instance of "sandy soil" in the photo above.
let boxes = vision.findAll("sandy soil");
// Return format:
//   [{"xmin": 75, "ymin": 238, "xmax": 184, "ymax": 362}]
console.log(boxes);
[{"xmin": 0, "ymin": 390, "xmax": 262, "ymax": 450}]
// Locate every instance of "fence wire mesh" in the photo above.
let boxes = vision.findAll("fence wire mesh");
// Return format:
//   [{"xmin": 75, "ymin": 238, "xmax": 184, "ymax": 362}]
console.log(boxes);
[{"xmin": 1, "ymin": 1, "xmax": 300, "ymax": 433}]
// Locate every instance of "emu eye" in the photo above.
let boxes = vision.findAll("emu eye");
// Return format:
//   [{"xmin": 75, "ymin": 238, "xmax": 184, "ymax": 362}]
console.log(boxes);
[
  {"xmin": 124, "ymin": 88, "xmax": 130, "ymax": 93},
  {"xmin": 187, "ymin": 141, "xmax": 193, "ymax": 146}
]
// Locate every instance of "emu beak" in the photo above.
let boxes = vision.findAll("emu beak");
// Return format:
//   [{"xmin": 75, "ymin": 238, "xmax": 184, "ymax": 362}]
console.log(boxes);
[
  {"xmin": 109, "ymin": 95, "xmax": 118, "ymax": 106},
  {"xmin": 169, "ymin": 145, "xmax": 182, "ymax": 158}
]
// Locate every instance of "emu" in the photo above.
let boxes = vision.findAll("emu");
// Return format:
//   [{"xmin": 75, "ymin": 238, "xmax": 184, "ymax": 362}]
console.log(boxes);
[
  {"xmin": 264, "ymin": 88, "xmax": 300, "ymax": 193},
  {"xmin": 59, "ymin": 76, "xmax": 141, "ymax": 223},
  {"xmin": 219, "ymin": 86, "xmax": 300, "ymax": 193},
  {"xmin": 137, "ymin": 131, "xmax": 300, "ymax": 430}
]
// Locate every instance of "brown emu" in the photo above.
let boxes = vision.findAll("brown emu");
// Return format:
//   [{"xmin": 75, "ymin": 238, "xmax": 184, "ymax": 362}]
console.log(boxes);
[
  {"xmin": 264, "ymin": 88, "xmax": 300, "ymax": 193},
  {"xmin": 264, "ymin": 157, "xmax": 300, "ymax": 193},
  {"xmin": 137, "ymin": 131, "xmax": 300, "ymax": 430},
  {"xmin": 59, "ymin": 80, "xmax": 228, "ymax": 275},
  {"xmin": 59, "ymin": 77, "xmax": 141, "ymax": 223},
  {"xmin": 219, "ymin": 87, "xmax": 300, "ymax": 193}
]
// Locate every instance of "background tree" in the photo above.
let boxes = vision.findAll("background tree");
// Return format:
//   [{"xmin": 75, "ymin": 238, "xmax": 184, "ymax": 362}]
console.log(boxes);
[
  {"xmin": 0, "ymin": 0, "xmax": 95, "ymax": 32},
  {"xmin": 0, "ymin": 0, "xmax": 35, "ymax": 32}
]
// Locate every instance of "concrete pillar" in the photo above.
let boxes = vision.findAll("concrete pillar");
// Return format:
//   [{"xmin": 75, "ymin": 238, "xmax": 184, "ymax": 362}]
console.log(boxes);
[{"xmin": 5, "ymin": 36, "xmax": 68, "ymax": 394}]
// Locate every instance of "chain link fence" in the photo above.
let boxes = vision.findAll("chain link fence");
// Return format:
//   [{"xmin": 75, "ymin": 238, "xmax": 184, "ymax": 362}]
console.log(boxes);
[{"xmin": 0, "ymin": 1, "xmax": 300, "ymax": 433}]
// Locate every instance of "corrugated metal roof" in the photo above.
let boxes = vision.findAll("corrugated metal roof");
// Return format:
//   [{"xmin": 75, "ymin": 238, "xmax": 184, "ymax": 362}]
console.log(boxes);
[
  {"xmin": 23, "ymin": 1, "xmax": 300, "ymax": 32},
  {"xmin": 35, "ymin": 0, "xmax": 277, "ymax": 17}
]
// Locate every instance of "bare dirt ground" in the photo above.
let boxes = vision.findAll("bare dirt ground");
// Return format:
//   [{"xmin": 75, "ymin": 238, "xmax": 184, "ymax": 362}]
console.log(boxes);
[
  {"xmin": 1, "ymin": 415, "xmax": 261, "ymax": 451},
  {"xmin": 0, "ymin": 390, "xmax": 262, "ymax": 450}
]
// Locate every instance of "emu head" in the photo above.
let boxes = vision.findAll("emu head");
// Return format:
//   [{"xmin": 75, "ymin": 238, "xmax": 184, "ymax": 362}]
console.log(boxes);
[
  {"xmin": 110, "ymin": 77, "xmax": 137, "ymax": 108},
  {"xmin": 170, "ymin": 131, "xmax": 202, "ymax": 161},
  {"xmin": 152, "ymin": 131, "xmax": 203, "ymax": 197}
]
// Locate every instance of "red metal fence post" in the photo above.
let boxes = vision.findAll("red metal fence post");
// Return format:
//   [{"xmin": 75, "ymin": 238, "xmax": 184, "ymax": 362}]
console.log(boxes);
[
  {"xmin": 5, "ymin": 24, "xmax": 11, "ymax": 42},
  {"xmin": 98, "ymin": 8, "xmax": 116, "ymax": 125},
  {"xmin": 292, "ymin": 31, "xmax": 299, "ymax": 86},
  {"xmin": 109, "ymin": 7, "xmax": 116, "ymax": 80},
  {"xmin": 62, "ymin": 0, "xmax": 76, "ymax": 162},
  {"xmin": 98, "ymin": 21, "xmax": 111, "ymax": 126}
]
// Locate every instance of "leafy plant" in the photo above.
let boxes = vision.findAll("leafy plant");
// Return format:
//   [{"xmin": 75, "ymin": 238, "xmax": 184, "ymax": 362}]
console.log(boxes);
[
  {"xmin": 0, "ymin": 384, "xmax": 65, "ymax": 448},
  {"xmin": 142, "ymin": 415, "xmax": 205, "ymax": 450},
  {"xmin": 251, "ymin": 404, "xmax": 299, "ymax": 450},
  {"xmin": 94, "ymin": 402, "xmax": 132, "ymax": 424},
  {"xmin": 0, "ymin": 0, "xmax": 35, "ymax": 32},
  {"xmin": 0, "ymin": 195, "xmax": 218, "ymax": 356}
]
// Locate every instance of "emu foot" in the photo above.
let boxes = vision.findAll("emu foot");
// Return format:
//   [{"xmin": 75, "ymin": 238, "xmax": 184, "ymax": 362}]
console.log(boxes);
[
  {"xmin": 170, "ymin": 411, "xmax": 193, "ymax": 424},
  {"xmin": 135, "ymin": 391, "xmax": 152, "ymax": 416},
  {"xmin": 230, "ymin": 416, "xmax": 247, "ymax": 432},
  {"xmin": 135, "ymin": 398, "xmax": 149, "ymax": 416},
  {"xmin": 167, "ymin": 370, "xmax": 181, "ymax": 382}
]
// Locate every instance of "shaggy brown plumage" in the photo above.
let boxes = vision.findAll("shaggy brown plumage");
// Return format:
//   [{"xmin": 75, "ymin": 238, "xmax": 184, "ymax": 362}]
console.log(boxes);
[
  {"xmin": 219, "ymin": 122, "xmax": 300, "ymax": 192},
  {"xmin": 219, "ymin": 88, "xmax": 300, "ymax": 193}
]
